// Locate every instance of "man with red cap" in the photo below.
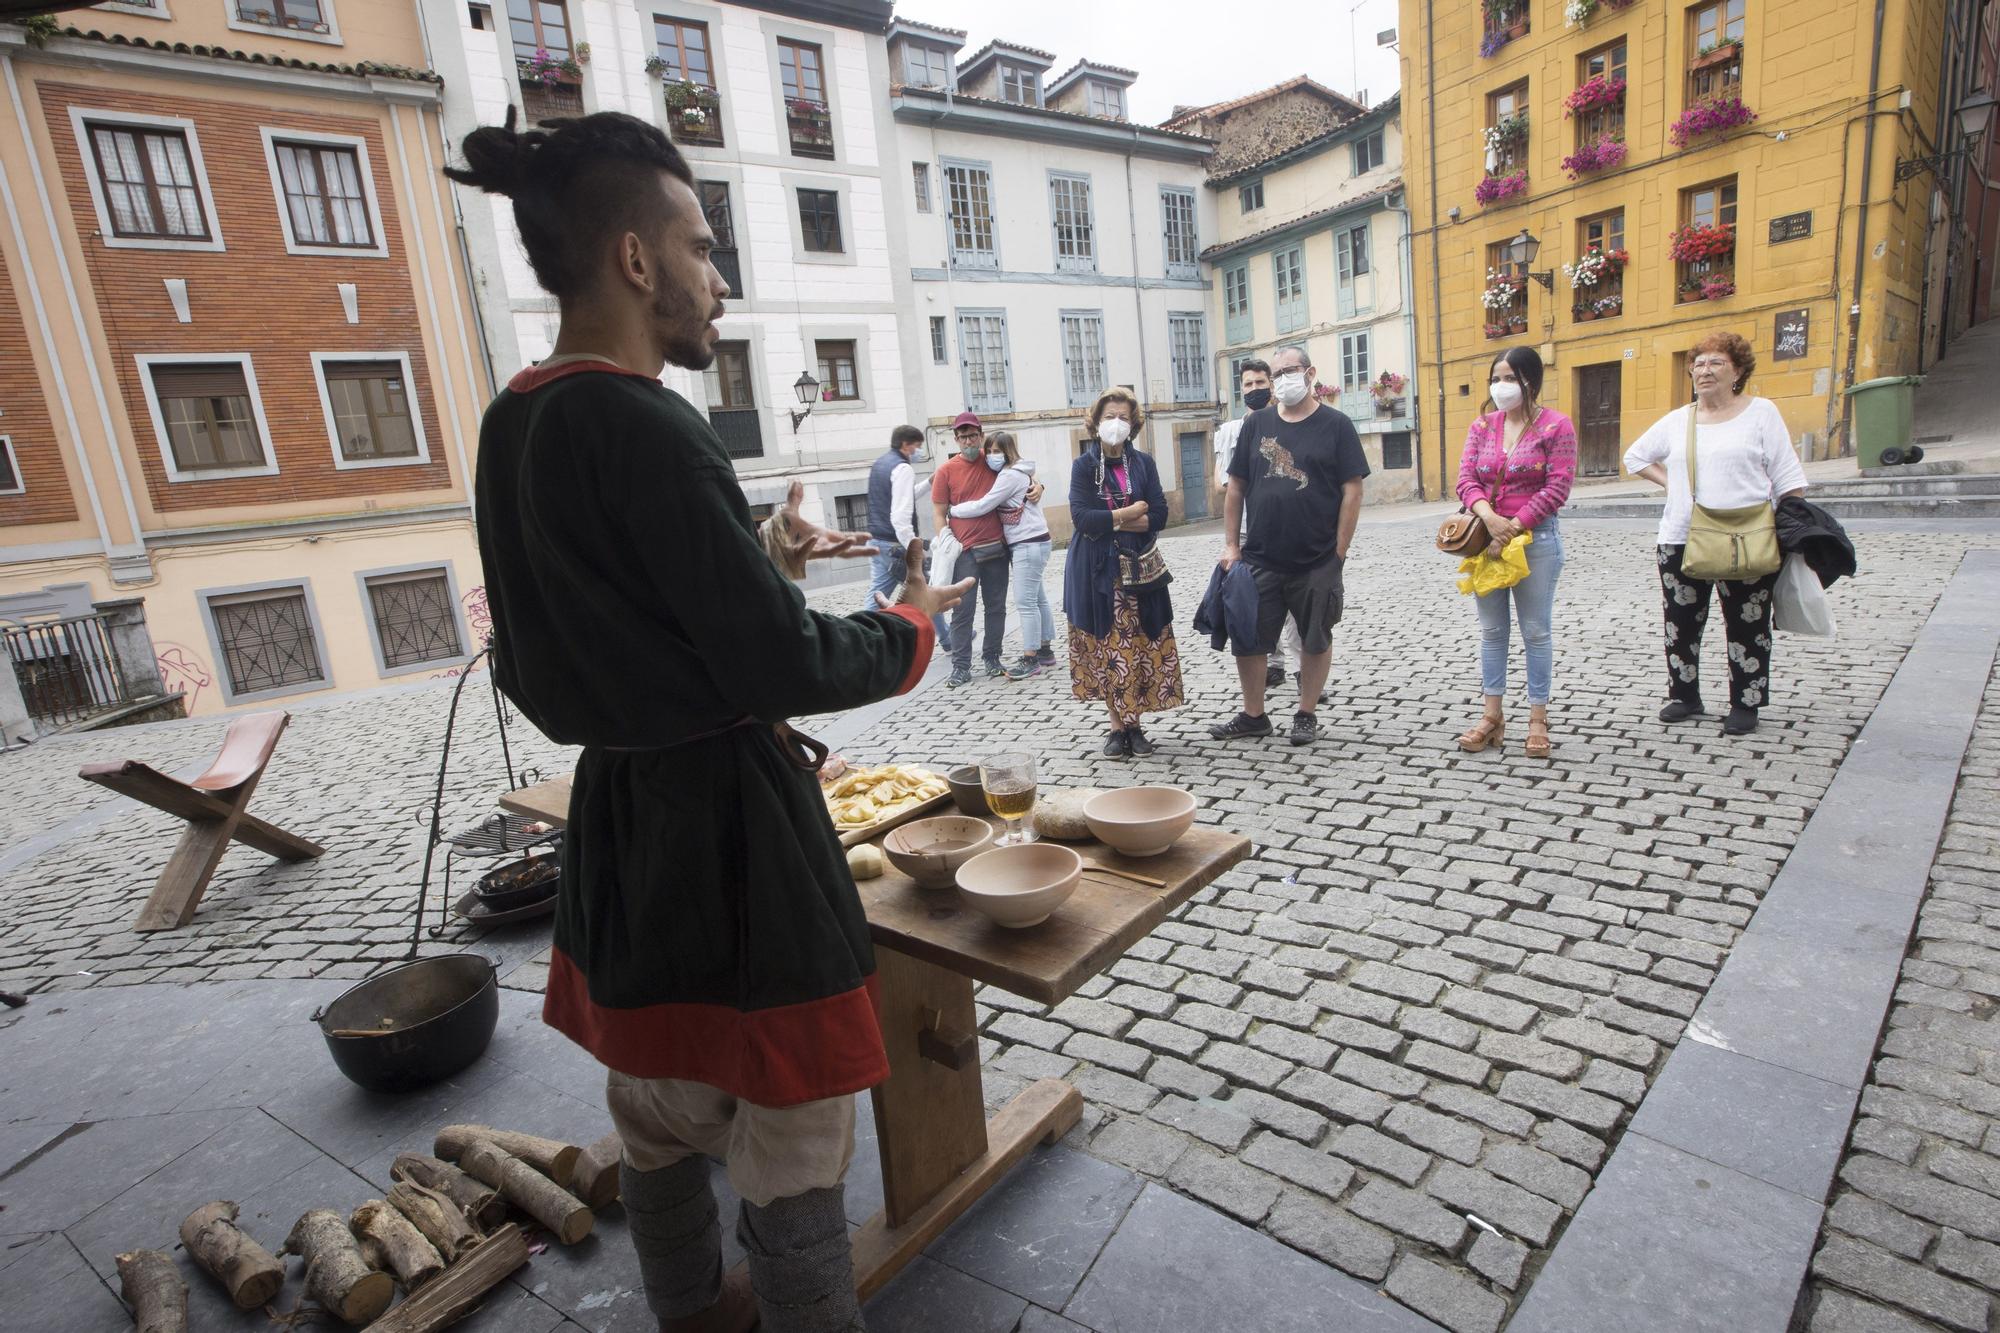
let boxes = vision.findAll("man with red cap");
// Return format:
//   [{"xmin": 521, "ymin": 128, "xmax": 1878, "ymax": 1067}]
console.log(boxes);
[{"xmin": 931, "ymin": 411, "xmax": 1013, "ymax": 687}]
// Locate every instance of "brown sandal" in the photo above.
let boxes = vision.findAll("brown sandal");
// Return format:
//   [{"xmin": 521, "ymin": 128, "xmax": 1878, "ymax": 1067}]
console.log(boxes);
[
  {"xmin": 1457, "ymin": 715, "xmax": 1505, "ymax": 752},
  {"xmin": 1525, "ymin": 717, "xmax": 1551, "ymax": 759}
]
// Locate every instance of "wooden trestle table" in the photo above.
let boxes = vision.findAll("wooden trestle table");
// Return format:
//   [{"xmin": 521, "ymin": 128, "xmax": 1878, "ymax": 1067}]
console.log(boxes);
[{"xmin": 498, "ymin": 776, "xmax": 1250, "ymax": 1298}]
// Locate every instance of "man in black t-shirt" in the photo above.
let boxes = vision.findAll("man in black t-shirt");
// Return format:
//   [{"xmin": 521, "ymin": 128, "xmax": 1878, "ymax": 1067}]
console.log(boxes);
[{"xmin": 1212, "ymin": 343, "xmax": 1369, "ymax": 746}]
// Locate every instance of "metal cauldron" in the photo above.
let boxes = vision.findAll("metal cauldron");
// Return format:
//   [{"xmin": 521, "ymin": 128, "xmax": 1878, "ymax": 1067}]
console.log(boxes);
[{"xmin": 315, "ymin": 954, "xmax": 499, "ymax": 1094}]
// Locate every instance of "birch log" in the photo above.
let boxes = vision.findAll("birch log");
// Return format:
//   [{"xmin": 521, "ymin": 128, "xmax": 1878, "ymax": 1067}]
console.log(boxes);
[
  {"xmin": 433, "ymin": 1124, "xmax": 579, "ymax": 1181},
  {"xmin": 114, "ymin": 1250, "xmax": 186, "ymax": 1333},
  {"xmin": 280, "ymin": 1209, "xmax": 393, "ymax": 1325},
  {"xmin": 458, "ymin": 1138, "xmax": 594, "ymax": 1244},
  {"xmin": 385, "ymin": 1181, "xmax": 479, "ymax": 1263},
  {"xmin": 571, "ymin": 1132, "xmax": 624, "ymax": 1210},
  {"xmin": 350, "ymin": 1199, "xmax": 445, "ymax": 1291},
  {"xmin": 391, "ymin": 1153, "xmax": 505, "ymax": 1231},
  {"xmin": 178, "ymin": 1201, "xmax": 284, "ymax": 1310}
]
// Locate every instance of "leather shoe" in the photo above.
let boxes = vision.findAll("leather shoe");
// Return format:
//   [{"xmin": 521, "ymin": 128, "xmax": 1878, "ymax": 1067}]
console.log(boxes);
[
  {"xmin": 1102, "ymin": 728, "xmax": 1132, "ymax": 758},
  {"xmin": 1723, "ymin": 706, "xmax": 1759, "ymax": 735},
  {"xmin": 1658, "ymin": 699, "xmax": 1706, "ymax": 723}
]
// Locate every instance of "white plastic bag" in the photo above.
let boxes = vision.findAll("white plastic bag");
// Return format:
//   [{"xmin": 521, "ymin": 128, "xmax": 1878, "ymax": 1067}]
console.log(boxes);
[
  {"xmin": 1773, "ymin": 553, "xmax": 1835, "ymax": 637},
  {"xmin": 927, "ymin": 527, "xmax": 961, "ymax": 589}
]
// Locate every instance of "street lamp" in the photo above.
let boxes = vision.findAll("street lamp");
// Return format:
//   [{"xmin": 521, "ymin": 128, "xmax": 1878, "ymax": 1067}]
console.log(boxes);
[
  {"xmin": 1511, "ymin": 228, "xmax": 1555, "ymax": 291},
  {"xmin": 1894, "ymin": 88, "xmax": 1997, "ymax": 184},
  {"xmin": 789, "ymin": 370, "xmax": 821, "ymax": 432}
]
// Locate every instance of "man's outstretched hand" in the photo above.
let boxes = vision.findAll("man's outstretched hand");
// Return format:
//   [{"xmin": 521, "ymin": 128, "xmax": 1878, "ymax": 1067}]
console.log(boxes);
[
  {"xmin": 783, "ymin": 479, "xmax": 879, "ymax": 562},
  {"xmin": 876, "ymin": 538, "xmax": 974, "ymax": 618}
]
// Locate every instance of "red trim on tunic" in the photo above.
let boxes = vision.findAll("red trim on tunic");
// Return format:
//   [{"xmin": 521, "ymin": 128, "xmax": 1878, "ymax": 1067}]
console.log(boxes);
[
  {"xmin": 875, "ymin": 603, "xmax": 935, "ymax": 694},
  {"xmin": 508, "ymin": 360, "xmax": 662, "ymax": 393},
  {"xmin": 542, "ymin": 947, "xmax": 889, "ymax": 1107}
]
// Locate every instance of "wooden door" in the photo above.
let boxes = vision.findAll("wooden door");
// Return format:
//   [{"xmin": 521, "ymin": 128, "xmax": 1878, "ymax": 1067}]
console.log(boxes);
[
  {"xmin": 1178, "ymin": 431, "xmax": 1208, "ymax": 520},
  {"xmin": 1576, "ymin": 363, "xmax": 1623, "ymax": 476}
]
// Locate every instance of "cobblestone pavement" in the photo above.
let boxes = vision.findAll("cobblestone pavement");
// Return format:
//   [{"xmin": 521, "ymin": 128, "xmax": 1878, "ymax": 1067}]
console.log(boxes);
[
  {"xmin": 3, "ymin": 517, "xmax": 1997, "ymax": 1330},
  {"xmin": 1803, "ymin": 662, "xmax": 2000, "ymax": 1333}
]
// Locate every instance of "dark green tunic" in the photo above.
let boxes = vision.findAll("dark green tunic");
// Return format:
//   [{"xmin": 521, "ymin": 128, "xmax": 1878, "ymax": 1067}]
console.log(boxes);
[{"xmin": 474, "ymin": 360, "xmax": 931, "ymax": 1106}]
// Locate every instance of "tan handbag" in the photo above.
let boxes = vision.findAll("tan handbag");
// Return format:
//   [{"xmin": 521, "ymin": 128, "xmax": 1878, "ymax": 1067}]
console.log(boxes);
[
  {"xmin": 1681, "ymin": 406, "xmax": 1780, "ymax": 581},
  {"xmin": 1437, "ymin": 510, "xmax": 1487, "ymax": 555}
]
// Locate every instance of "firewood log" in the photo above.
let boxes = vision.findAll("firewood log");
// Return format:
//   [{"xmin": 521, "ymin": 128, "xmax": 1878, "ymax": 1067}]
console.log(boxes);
[
  {"xmin": 391, "ymin": 1153, "xmax": 505, "ymax": 1231},
  {"xmin": 350, "ymin": 1199, "xmax": 444, "ymax": 1291},
  {"xmin": 361, "ymin": 1224, "xmax": 529, "ymax": 1333},
  {"xmin": 279, "ymin": 1209, "xmax": 393, "ymax": 1326},
  {"xmin": 115, "ymin": 1250, "xmax": 186, "ymax": 1333},
  {"xmin": 433, "ymin": 1124, "xmax": 579, "ymax": 1181},
  {"xmin": 385, "ymin": 1182, "xmax": 479, "ymax": 1263},
  {"xmin": 177, "ymin": 1201, "xmax": 284, "ymax": 1310},
  {"xmin": 571, "ymin": 1132, "xmax": 624, "ymax": 1210},
  {"xmin": 458, "ymin": 1138, "xmax": 593, "ymax": 1244}
]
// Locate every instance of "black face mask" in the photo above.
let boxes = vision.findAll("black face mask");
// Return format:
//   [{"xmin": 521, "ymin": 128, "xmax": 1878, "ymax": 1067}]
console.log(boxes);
[{"xmin": 1242, "ymin": 388, "xmax": 1272, "ymax": 411}]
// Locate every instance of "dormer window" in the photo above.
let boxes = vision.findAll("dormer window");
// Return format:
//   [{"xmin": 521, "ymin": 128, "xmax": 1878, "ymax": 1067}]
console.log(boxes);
[
  {"xmin": 1086, "ymin": 81, "xmax": 1125, "ymax": 118},
  {"xmin": 904, "ymin": 42, "xmax": 954, "ymax": 89},
  {"xmin": 1000, "ymin": 62, "xmax": 1042, "ymax": 106}
]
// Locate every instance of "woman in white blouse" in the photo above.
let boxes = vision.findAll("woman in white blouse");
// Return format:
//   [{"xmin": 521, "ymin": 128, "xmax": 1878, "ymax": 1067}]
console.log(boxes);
[{"xmin": 1623, "ymin": 331, "xmax": 1807, "ymax": 736}]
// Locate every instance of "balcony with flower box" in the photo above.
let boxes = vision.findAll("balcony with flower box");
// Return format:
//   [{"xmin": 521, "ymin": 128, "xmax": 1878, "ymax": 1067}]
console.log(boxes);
[
  {"xmin": 519, "ymin": 49, "xmax": 584, "ymax": 125},
  {"xmin": 1563, "ymin": 246, "xmax": 1628, "ymax": 321},
  {"xmin": 657, "ymin": 77, "xmax": 724, "ymax": 148},
  {"xmin": 1481, "ymin": 0, "xmax": 1528, "ymax": 57},
  {"xmin": 1563, "ymin": 0, "xmax": 1636, "ymax": 27},
  {"xmin": 1670, "ymin": 223, "xmax": 1736, "ymax": 303},
  {"xmin": 1482, "ymin": 270, "xmax": 1529, "ymax": 338},
  {"xmin": 786, "ymin": 98, "xmax": 835, "ymax": 159}
]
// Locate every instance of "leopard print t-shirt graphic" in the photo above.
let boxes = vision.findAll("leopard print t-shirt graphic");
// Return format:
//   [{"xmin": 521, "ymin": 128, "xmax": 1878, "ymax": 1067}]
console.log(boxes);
[{"xmin": 1258, "ymin": 436, "xmax": 1310, "ymax": 490}]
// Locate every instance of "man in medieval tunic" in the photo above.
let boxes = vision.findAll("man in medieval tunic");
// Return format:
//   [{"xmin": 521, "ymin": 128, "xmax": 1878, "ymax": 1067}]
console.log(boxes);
[{"xmin": 450, "ymin": 111, "xmax": 968, "ymax": 1333}]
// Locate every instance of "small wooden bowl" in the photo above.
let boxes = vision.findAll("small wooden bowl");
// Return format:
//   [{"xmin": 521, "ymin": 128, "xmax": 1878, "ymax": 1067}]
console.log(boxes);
[
  {"xmin": 1084, "ymin": 787, "xmax": 1197, "ymax": 858},
  {"xmin": 955, "ymin": 843, "xmax": 1082, "ymax": 928},
  {"xmin": 882, "ymin": 815, "xmax": 995, "ymax": 889},
  {"xmin": 946, "ymin": 765, "xmax": 990, "ymax": 816}
]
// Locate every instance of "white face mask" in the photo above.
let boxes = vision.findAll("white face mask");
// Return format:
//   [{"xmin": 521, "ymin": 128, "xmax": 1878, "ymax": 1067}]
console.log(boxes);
[
  {"xmin": 1490, "ymin": 381, "xmax": 1525, "ymax": 411},
  {"xmin": 1097, "ymin": 417, "xmax": 1131, "ymax": 447},
  {"xmin": 1272, "ymin": 371, "xmax": 1310, "ymax": 407}
]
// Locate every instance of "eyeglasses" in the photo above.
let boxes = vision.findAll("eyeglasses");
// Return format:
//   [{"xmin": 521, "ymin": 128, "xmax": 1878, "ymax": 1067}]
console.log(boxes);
[{"xmin": 1691, "ymin": 359, "xmax": 1733, "ymax": 372}]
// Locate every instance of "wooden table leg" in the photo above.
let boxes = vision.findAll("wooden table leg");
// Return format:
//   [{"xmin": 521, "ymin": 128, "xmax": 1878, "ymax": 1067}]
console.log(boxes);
[{"xmin": 849, "ymin": 945, "xmax": 1084, "ymax": 1301}]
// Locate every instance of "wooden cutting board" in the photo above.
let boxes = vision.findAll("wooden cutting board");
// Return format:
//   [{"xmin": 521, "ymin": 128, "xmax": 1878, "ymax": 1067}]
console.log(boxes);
[{"xmin": 837, "ymin": 790, "xmax": 952, "ymax": 848}]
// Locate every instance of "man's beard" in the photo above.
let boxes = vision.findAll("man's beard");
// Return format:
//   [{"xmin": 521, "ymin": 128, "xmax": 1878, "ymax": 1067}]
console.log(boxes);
[{"xmin": 656, "ymin": 286, "xmax": 718, "ymax": 371}]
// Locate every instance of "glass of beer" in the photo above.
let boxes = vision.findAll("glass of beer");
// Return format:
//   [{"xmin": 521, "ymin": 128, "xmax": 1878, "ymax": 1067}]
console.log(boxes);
[{"xmin": 980, "ymin": 752, "xmax": 1039, "ymax": 846}]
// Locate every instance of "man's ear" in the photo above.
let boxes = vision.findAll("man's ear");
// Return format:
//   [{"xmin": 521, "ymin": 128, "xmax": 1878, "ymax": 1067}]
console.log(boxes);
[{"xmin": 616, "ymin": 230, "xmax": 652, "ymax": 293}]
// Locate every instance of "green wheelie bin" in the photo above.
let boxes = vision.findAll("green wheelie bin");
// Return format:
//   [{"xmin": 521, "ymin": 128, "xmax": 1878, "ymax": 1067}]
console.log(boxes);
[{"xmin": 1842, "ymin": 375, "xmax": 1924, "ymax": 467}]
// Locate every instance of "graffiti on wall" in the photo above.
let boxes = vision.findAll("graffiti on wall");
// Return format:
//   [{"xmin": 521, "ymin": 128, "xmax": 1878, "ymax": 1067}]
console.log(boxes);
[
  {"xmin": 431, "ymin": 585, "xmax": 494, "ymax": 681},
  {"xmin": 155, "ymin": 642, "xmax": 214, "ymax": 712}
]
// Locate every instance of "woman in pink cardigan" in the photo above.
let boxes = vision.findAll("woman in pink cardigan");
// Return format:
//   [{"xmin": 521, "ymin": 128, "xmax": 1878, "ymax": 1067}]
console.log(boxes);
[{"xmin": 1454, "ymin": 347, "xmax": 1577, "ymax": 758}]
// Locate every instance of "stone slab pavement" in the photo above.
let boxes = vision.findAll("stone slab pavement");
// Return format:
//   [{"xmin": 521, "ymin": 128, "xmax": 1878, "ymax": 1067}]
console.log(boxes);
[
  {"xmin": 4, "ymin": 513, "xmax": 1999, "ymax": 1329},
  {"xmin": 0, "ymin": 978, "xmax": 1434, "ymax": 1332}
]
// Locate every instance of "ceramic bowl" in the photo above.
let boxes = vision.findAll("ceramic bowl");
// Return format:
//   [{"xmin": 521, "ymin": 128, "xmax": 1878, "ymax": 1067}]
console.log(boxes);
[
  {"xmin": 1083, "ymin": 787, "xmax": 1198, "ymax": 858},
  {"xmin": 882, "ymin": 815, "xmax": 995, "ymax": 889},
  {"xmin": 955, "ymin": 843, "xmax": 1082, "ymax": 929},
  {"xmin": 946, "ymin": 764, "xmax": 990, "ymax": 816}
]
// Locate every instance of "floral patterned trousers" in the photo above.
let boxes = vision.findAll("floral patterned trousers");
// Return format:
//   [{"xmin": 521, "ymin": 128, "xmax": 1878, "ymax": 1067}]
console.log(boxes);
[{"xmin": 1657, "ymin": 544, "xmax": 1780, "ymax": 710}]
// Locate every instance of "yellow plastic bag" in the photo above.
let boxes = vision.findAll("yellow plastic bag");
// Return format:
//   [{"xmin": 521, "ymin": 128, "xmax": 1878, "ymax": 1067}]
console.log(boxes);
[{"xmin": 1456, "ymin": 530, "xmax": 1534, "ymax": 596}]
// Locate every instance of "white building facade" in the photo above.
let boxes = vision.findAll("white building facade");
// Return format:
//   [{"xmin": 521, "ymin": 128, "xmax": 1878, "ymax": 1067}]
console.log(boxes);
[
  {"xmin": 424, "ymin": 0, "xmax": 921, "ymax": 576},
  {"xmin": 885, "ymin": 22, "xmax": 1218, "ymax": 539}
]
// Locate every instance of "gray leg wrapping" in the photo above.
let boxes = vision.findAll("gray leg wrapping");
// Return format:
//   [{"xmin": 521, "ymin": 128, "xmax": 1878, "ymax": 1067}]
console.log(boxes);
[
  {"xmin": 737, "ymin": 1184, "xmax": 865, "ymax": 1333},
  {"xmin": 621, "ymin": 1155, "xmax": 722, "ymax": 1320}
]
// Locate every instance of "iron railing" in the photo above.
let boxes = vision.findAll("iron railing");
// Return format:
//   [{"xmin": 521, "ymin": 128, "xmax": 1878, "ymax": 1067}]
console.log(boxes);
[{"xmin": 4, "ymin": 613, "xmax": 129, "ymax": 728}]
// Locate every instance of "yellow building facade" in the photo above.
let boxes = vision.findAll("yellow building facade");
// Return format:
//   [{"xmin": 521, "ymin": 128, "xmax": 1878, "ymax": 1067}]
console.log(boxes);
[{"xmin": 1401, "ymin": 0, "xmax": 1959, "ymax": 494}]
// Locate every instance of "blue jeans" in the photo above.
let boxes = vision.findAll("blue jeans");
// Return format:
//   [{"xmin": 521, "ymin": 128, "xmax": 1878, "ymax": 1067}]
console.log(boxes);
[
  {"xmin": 1010, "ymin": 540, "xmax": 1055, "ymax": 654},
  {"xmin": 1477, "ymin": 518, "xmax": 1564, "ymax": 706},
  {"xmin": 866, "ymin": 545, "xmax": 950, "ymax": 649}
]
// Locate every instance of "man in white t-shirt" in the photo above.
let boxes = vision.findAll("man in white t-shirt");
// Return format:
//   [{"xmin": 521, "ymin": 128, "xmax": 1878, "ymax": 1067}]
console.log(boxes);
[{"xmin": 1212, "ymin": 358, "xmax": 1306, "ymax": 690}]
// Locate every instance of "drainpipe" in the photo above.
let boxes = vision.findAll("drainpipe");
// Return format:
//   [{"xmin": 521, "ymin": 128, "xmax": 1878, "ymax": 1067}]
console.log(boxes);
[
  {"xmin": 1388, "ymin": 187, "xmax": 1421, "ymax": 494},
  {"xmin": 1841, "ymin": 0, "xmax": 1888, "ymax": 453},
  {"xmin": 1423, "ymin": 0, "xmax": 1446, "ymax": 498},
  {"xmin": 1124, "ymin": 129, "xmax": 1154, "ymax": 435}
]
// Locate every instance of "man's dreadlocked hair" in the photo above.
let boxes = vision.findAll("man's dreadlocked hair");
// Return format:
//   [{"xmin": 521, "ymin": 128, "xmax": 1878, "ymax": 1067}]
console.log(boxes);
[{"xmin": 445, "ymin": 108, "xmax": 694, "ymax": 303}]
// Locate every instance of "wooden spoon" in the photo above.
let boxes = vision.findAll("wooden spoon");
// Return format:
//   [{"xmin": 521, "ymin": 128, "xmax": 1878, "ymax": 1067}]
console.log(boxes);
[{"xmin": 1081, "ymin": 860, "xmax": 1167, "ymax": 889}]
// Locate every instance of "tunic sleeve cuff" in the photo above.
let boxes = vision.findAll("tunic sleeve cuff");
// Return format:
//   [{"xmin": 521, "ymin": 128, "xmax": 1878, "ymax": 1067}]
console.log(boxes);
[{"xmin": 876, "ymin": 603, "xmax": 935, "ymax": 694}]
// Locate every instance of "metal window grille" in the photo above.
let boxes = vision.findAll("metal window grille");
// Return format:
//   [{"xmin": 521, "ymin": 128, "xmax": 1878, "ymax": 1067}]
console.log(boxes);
[
  {"xmin": 834, "ymin": 493, "xmax": 869, "ymax": 531},
  {"xmin": 274, "ymin": 141, "xmax": 372, "ymax": 247},
  {"xmin": 944, "ymin": 163, "xmax": 997, "ymax": 267},
  {"xmin": 798, "ymin": 188, "xmax": 842, "ymax": 252},
  {"xmin": 89, "ymin": 125, "xmax": 208, "ymax": 240},
  {"xmin": 324, "ymin": 360, "xmax": 419, "ymax": 461},
  {"xmin": 1162, "ymin": 188, "xmax": 1198, "ymax": 278},
  {"xmin": 930, "ymin": 316, "xmax": 948, "ymax": 364},
  {"xmin": 704, "ymin": 342, "xmax": 762, "ymax": 458},
  {"xmin": 1060, "ymin": 313, "xmax": 1106, "ymax": 407},
  {"xmin": 367, "ymin": 571, "xmax": 463, "ymax": 669},
  {"xmin": 209, "ymin": 588, "xmax": 324, "ymax": 696},
  {"xmin": 1169, "ymin": 314, "xmax": 1207, "ymax": 402},
  {"xmin": 1050, "ymin": 173, "xmax": 1095, "ymax": 270}
]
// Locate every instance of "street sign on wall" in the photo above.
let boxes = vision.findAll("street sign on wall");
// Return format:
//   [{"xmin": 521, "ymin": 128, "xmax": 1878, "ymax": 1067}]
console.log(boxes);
[{"xmin": 1769, "ymin": 211, "xmax": 1813, "ymax": 244}]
